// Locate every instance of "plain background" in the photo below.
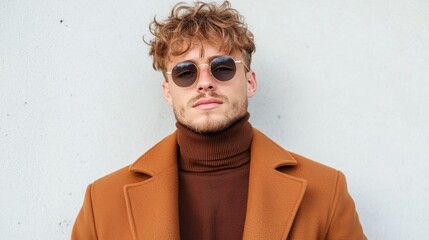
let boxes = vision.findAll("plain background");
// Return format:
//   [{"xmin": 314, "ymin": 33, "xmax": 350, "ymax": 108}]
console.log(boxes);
[{"xmin": 1, "ymin": 0, "xmax": 428, "ymax": 239}]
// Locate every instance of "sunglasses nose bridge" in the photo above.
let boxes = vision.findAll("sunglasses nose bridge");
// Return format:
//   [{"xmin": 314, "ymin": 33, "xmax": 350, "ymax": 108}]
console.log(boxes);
[
  {"xmin": 196, "ymin": 63, "xmax": 214, "ymax": 79},
  {"xmin": 196, "ymin": 63, "xmax": 210, "ymax": 75},
  {"xmin": 194, "ymin": 63, "xmax": 217, "ymax": 90},
  {"xmin": 196, "ymin": 63, "xmax": 209, "ymax": 69}
]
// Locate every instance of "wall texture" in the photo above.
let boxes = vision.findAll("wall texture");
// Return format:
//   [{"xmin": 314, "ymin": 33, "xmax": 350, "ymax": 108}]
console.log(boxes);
[{"xmin": 1, "ymin": 0, "xmax": 428, "ymax": 239}]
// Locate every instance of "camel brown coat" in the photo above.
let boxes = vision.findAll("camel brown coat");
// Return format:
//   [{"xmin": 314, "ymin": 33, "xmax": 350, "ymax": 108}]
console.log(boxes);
[{"xmin": 72, "ymin": 129, "xmax": 366, "ymax": 239}]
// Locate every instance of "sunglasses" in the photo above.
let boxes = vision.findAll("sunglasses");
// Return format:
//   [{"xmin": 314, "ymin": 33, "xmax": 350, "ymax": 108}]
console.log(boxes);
[{"xmin": 166, "ymin": 55, "xmax": 250, "ymax": 87}]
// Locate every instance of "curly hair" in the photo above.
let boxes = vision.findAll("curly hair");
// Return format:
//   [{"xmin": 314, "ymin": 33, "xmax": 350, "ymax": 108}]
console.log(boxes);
[{"xmin": 147, "ymin": 1, "xmax": 255, "ymax": 75}]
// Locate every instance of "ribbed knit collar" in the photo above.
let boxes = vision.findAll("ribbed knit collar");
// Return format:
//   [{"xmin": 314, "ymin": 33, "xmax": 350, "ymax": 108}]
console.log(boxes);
[{"xmin": 176, "ymin": 113, "xmax": 253, "ymax": 173}]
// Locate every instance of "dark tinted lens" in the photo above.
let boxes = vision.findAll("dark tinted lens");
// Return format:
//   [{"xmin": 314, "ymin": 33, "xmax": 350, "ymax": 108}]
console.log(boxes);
[
  {"xmin": 210, "ymin": 56, "xmax": 236, "ymax": 81},
  {"xmin": 171, "ymin": 62, "xmax": 198, "ymax": 87}
]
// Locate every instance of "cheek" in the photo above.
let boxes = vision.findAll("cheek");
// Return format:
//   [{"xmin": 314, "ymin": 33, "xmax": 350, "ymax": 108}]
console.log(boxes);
[
  {"xmin": 170, "ymin": 90, "xmax": 188, "ymax": 105},
  {"xmin": 232, "ymin": 83, "xmax": 249, "ymax": 98}
]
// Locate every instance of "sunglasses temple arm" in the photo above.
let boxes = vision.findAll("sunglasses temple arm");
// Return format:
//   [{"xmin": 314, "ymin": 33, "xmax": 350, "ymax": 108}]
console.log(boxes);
[{"xmin": 235, "ymin": 60, "xmax": 250, "ymax": 71}]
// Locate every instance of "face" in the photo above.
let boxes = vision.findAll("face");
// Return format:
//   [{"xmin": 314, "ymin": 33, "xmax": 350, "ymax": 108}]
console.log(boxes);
[{"xmin": 162, "ymin": 41, "xmax": 257, "ymax": 134}]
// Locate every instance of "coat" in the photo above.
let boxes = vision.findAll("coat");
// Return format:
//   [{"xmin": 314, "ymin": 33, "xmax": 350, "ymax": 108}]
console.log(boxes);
[{"xmin": 72, "ymin": 129, "xmax": 366, "ymax": 240}]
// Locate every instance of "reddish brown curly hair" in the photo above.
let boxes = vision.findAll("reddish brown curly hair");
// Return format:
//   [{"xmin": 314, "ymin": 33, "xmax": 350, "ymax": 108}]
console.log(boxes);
[{"xmin": 147, "ymin": 1, "xmax": 255, "ymax": 76}]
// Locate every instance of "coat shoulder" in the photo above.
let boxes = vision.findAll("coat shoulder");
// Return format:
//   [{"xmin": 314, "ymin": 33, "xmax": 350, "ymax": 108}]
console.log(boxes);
[
  {"xmin": 92, "ymin": 165, "xmax": 147, "ymax": 193},
  {"xmin": 288, "ymin": 151, "xmax": 338, "ymax": 176},
  {"xmin": 90, "ymin": 132, "xmax": 178, "ymax": 195},
  {"xmin": 279, "ymin": 150, "xmax": 343, "ymax": 196}
]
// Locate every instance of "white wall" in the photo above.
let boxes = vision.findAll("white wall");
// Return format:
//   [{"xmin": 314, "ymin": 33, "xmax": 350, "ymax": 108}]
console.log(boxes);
[{"xmin": 1, "ymin": 0, "xmax": 428, "ymax": 239}]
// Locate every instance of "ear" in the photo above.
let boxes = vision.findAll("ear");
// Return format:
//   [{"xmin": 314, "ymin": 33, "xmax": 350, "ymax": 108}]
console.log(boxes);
[
  {"xmin": 246, "ymin": 70, "xmax": 257, "ymax": 98},
  {"xmin": 162, "ymin": 82, "xmax": 173, "ymax": 106}
]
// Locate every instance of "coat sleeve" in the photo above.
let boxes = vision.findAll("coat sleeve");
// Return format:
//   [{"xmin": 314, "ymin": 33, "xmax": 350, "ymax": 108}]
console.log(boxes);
[
  {"xmin": 71, "ymin": 184, "xmax": 98, "ymax": 240},
  {"xmin": 325, "ymin": 171, "xmax": 367, "ymax": 240}
]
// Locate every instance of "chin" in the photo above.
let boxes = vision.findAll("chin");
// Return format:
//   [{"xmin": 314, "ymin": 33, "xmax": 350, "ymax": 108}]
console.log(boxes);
[
  {"xmin": 188, "ymin": 110, "xmax": 248, "ymax": 134},
  {"xmin": 174, "ymin": 104, "xmax": 247, "ymax": 134},
  {"xmin": 189, "ymin": 114, "xmax": 230, "ymax": 133}
]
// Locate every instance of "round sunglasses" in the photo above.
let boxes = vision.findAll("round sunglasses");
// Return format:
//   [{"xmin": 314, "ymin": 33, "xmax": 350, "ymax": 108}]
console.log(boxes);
[{"xmin": 165, "ymin": 56, "xmax": 250, "ymax": 87}]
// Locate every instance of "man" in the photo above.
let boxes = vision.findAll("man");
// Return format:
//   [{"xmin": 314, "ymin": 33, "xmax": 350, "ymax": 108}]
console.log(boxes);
[{"xmin": 72, "ymin": 1, "xmax": 366, "ymax": 239}]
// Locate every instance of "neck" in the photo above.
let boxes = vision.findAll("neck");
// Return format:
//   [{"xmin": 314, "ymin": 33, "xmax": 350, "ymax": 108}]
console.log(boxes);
[{"xmin": 176, "ymin": 113, "xmax": 253, "ymax": 173}]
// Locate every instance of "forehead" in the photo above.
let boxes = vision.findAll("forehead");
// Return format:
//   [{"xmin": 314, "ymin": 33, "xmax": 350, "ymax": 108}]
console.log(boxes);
[{"xmin": 166, "ymin": 40, "xmax": 240, "ymax": 67}]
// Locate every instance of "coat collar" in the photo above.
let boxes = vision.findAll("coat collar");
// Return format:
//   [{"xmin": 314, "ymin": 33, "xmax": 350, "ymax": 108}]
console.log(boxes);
[
  {"xmin": 128, "ymin": 131, "xmax": 179, "ymax": 176},
  {"xmin": 124, "ymin": 129, "xmax": 307, "ymax": 240}
]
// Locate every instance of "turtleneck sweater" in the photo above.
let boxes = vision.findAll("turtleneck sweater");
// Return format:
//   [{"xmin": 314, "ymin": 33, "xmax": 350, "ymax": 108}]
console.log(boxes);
[{"xmin": 176, "ymin": 113, "xmax": 253, "ymax": 240}]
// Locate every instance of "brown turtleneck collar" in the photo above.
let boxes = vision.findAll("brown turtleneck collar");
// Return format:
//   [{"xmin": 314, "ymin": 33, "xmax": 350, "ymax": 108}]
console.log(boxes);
[{"xmin": 176, "ymin": 113, "xmax": 253, "ymax": 173}]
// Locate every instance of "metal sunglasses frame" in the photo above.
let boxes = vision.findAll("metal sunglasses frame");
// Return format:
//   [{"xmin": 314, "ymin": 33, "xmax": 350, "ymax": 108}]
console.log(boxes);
[{"xmin": 165, "ymin": 56, "xmax": 250, "ymax": 84}]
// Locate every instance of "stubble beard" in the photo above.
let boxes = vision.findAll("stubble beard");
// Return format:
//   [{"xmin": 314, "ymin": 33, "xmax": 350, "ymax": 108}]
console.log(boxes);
[{"xmin": 173, "ymin": 92, "xmax": 248, "ymax": 134}]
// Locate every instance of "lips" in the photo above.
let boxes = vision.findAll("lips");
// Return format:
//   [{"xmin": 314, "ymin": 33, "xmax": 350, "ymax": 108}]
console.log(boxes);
[{"xmin": 192, "ymin": 98, "xmax": 223, "ymax": 108}]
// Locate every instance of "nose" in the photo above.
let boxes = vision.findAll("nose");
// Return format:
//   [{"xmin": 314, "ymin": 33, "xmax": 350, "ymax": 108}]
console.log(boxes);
[{"xmin": 196, "ymin": 64, "xmax": 216, "ymax": 92}]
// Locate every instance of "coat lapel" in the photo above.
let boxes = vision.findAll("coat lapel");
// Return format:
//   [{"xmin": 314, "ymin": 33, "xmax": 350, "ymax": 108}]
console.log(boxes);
[
  {"xmin": 122, "ymin": 129, "xmax": 307, "ymax": 240},
  {"xmin": 243, "ymin": 129, "xmax": 307, "ymax": 239},
  {"xmin": 123, "ymin": 132, "xmax": 180, "ymax": 240}
]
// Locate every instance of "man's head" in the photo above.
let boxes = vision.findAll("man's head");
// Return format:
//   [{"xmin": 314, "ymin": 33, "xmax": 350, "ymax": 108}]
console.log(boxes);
[{"xmin": 148, "ymin": 1, "xmax": 257, "ymax": 134}]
